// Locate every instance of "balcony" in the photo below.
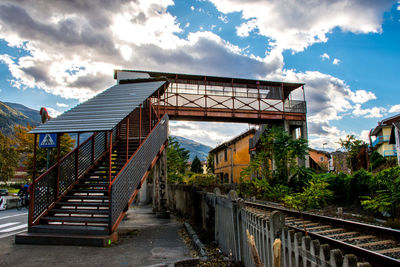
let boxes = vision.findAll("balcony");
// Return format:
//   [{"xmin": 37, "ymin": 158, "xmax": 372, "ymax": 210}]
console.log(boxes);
[
  {"xmin": 371, "ymin": 135, "xmax": 390, "ymax": 147},
  {"xmin": 383, "ymin": 150, "xmax": 398, "ymax": 157}
]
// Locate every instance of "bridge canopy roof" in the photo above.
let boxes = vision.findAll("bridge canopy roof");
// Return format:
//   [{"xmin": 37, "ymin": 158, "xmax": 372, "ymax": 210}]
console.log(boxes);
[
  {"xmin": 115, "ymin": 70, "xmax": 304, "ymax": 99},
  {"xmin": 30, "ymin": 80, "xmax": 166, "ymax": 134}
]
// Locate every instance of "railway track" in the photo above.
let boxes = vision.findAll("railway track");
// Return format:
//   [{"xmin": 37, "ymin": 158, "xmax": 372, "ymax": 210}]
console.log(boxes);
[{"xmin": 244, "ymin": 201, "xmax": 400, "ymax": 267}]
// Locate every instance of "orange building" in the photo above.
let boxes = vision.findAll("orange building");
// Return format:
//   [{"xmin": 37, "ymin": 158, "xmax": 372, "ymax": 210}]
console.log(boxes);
[
  {"xmin": 210, "ymin": 129, "xmax": 255, "ymax": 184},
  {"xmin": 309, "ymin": 148, "xmax": 331, "ymax": 172}
]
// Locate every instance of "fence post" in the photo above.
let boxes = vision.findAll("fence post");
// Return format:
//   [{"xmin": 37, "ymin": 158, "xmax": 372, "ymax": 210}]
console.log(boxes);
[
  {"xmin": 302, "ymin": 236, "xmax": 311, "ymax": 267},
  {"xmin": 319, "ymin": 244, "xmax": 331, "ymax": 267},
  {"xmin": 330, "ymin": 249, "xmax": 343, "ymax": 267},
  {"xmin": 310, "ymin": 239, "xmax": 320, "ymax": 267}
]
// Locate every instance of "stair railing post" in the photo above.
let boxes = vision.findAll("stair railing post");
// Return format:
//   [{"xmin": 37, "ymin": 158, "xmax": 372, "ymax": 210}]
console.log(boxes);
[
  {"xmin": 139, "ymin": 104, "xmax": 142, "ymax": 145},
  {"xmin": 56, "ymin": 133, "xmax": 61, "ymax": 199},
  {"xmin": 29, "ymin": 134, "xmax": 38, "ymax": 226},
  {"xmin": 126, "ymin": 117, "xmax": 129, "ymax": 162},
  {"xmin": 91, "ymin": 132, "xmax": 96, "ymax": 164},
  {"xmin": 109, "ymin": 131, "xmax": 113, "ymax": 185},
  {"xmin": 157, "ymin": 89, "xmax": 160, "ymax": 120},
  {"xmin": 75, "ymin": 133, "xmax": 80, "ymax": 180},
  {"xmin": 149, "ymin": 98, "xmax": 152, "ymax": 132}
]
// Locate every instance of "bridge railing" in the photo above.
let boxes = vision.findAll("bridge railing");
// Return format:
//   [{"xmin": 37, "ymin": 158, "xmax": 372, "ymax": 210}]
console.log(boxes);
[
  {"xmin": 28, "ymin": 129, "xmax": 114, "ymax": 226},
  {"xmin": 284, "ymin": 100, "xmax": 306, "ymax": 113},
  {"xmin": 109, "ymin": 114, "xmax": 169, "ymax": 231}
]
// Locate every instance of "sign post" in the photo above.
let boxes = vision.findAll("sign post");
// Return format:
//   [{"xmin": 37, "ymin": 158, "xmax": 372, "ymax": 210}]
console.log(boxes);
[{"xmin": 39, "ymin": 133, "xmax": 57, "ymax": 169}]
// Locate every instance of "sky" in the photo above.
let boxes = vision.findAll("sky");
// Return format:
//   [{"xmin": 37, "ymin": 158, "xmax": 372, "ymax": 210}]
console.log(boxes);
[{"xmin": 0, "ymin": 0, "xmax": 399, "ymax": 150}]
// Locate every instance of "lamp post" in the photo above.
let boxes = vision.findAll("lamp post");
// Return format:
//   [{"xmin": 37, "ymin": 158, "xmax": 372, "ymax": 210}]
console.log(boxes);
[{"xmin": 323, "ymin": 142, "xmax": 327, "ymax": 151}]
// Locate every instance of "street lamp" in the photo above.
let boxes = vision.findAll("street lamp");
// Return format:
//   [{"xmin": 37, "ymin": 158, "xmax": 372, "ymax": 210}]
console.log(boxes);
[{"xmin": 323, "ymin": 142, "xmax": 327, "ymax": 151}]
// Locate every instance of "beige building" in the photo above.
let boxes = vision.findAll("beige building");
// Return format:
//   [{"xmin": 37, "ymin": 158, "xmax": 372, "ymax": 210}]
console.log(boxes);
[{"xmin": 370, "ymin": 114, "xmax": 400, "ymax": 159}]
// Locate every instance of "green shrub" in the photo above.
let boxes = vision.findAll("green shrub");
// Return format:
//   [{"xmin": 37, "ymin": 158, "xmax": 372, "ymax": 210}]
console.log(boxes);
[
  {"xmin": 370, "ymin": 151, "xmax": 387, "ymax": 170},
  {"xmin": 346, "ymin": 169, "xmax": 373, "ymax": 205},
  {"xmin": 284, "ymin": 175, "xmax": 333, "ymax": 210},
  {"xmin": 186, "ymin": 173, "xmax": 218, "ymax": 187},
  {"xmin": 362, "ymin": 166, "xmax": 400, "ymax": 218}
]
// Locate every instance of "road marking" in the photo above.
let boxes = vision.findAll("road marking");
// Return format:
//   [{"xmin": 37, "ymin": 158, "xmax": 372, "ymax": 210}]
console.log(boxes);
[
  {"xmin": 0, "ymin": 224, "xmax": 27, "ymax": 233},
  {"xmin": 0, "ymin": 222, "xmax": 19, "ymax": 229},
  {"xmin": 0, "ymin": 212, "xmax": 28, "ymax": 220},
  {"xmin": 0, "ymin": 229, "xmax": 27, "ymax": 239}
]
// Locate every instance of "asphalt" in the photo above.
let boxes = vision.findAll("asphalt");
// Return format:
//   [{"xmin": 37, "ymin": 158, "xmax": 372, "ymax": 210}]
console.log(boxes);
[{"xmin": 0, "ymin": 205, "xmax": 196, "ymax": 267}]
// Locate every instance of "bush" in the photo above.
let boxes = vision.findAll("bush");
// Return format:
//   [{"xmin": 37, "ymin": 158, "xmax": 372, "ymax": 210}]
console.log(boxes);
[
  {"xmin": 362, "ymin": 166, "xmax": 400, "ymax": 218},
  {"xmin": 186, "ymin": 173, "xmax": 218, "ymax": 187},
  {"xmin": 346, "ymin": 169, "xmax": 373, "ymax": 205},
  {"xmin": 283, "ymin": 175, "xmax": 333, "ymax": 210},
  {"xmin": 370, "ymin": 151, "xmax": 387, "ymax": 170}
]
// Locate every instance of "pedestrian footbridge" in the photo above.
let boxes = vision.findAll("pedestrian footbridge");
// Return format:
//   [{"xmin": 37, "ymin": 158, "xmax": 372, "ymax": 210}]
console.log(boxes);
[{"xmin": 16, "ymin": 70, "xmax": 306, "ymax": 246}]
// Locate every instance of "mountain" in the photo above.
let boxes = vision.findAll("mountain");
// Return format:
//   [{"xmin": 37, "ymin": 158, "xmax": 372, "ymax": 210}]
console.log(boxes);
[
  {"xmin": 171, "ymin": 135, "xmax": 212, "ymax": 161},
  {"xmin": 0, "ymin": 101, "xmax": 40, "ymax": 135}
]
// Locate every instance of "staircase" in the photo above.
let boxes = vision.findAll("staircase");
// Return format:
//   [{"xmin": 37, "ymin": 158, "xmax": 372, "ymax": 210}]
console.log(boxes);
[{"xmin": 16, "ymin": 113, "xmax": 169, "ymax": 247}]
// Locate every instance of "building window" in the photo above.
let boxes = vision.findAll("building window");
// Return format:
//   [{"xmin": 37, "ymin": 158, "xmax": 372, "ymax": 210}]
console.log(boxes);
[
  {"xmin": 224, "ymin": 149, "xmax": 228, "ymax": 161},
  {"xmin": 320, "ymin": 157, "xmax": 324, "ymax": 162},
  {"xmin": 215, "ymin": 154, "xmax": 218, "ymax": 165},
  {"xmin": 224, "ymin": 173, "xmax": 229, "ymax": 183}
]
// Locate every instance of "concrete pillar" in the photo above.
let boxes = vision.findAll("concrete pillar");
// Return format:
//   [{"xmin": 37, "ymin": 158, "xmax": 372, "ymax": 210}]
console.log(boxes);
[
  {"xmin": 153, "ymin": 149, "xmax": 169, "ymax": 218},
  {"xmin": 138, "ymin": 178, "xmax": 148, "ymax": 205},
  {"xmin": 152, "ymin": 159, "xmax": 160, "ymax": 212},
  {"xmin": 301, "ymin": 121, "xmax": 310, "ymax": 168}
]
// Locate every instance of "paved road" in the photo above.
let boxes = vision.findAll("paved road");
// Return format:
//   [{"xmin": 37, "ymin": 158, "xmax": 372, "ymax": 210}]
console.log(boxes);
[{"xmin": 0, "ymin": 208, "xmax": 28, "ymax": 239}]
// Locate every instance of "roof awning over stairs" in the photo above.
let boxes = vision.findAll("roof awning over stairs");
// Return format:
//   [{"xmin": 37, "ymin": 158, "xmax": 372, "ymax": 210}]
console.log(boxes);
[{"xmin": 30, "ymin": 80, "xmax": 166, "ymax": 134}]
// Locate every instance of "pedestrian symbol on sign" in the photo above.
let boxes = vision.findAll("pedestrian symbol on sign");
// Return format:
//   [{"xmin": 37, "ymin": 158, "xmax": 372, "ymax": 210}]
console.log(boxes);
[{"xmin": 39, "ymin": 133, "xmax": 57, "ymax": 148}]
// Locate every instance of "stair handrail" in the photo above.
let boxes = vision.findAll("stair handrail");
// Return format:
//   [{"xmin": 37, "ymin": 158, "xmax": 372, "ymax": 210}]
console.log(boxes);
[
  {"xmin": 28, "ymin": 129, "xmax": 113, "ymax": 226},
  {"xmin": 109, "ymin": 114, "xmax": 169, "ymax": 232}
]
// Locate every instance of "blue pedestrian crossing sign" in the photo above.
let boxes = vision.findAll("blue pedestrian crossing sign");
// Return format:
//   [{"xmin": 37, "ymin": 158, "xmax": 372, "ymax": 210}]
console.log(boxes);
[{"xmin": 39, "ymin": 133, "xmax": 57, "ymax": 148}]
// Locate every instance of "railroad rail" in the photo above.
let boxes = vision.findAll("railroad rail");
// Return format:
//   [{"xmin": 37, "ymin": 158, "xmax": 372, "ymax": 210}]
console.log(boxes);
[{"xmin": 244, "ymin": 201, "xmax": 400, "ymax": 267}]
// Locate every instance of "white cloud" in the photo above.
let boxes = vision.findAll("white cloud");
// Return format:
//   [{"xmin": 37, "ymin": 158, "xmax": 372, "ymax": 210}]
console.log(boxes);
[
  {"xmin": 170, "ymin": 121, "xmax": 249, "ymax": 147},
  {"xmin": 398, "ymin": 1, "xmax": 400, "ymax": 10},
  {"xmin": 352, "ymin": 104, "xmax": 386, "ymax": 118},
  {"xmin": 389, "ymin": 104, "xmax": 400, "ymax": 113},
  {"xmin": 349, "ymin": 89, "xmax": 376, "ymax": 104},
  {"xmin": 320, "ymin": 53, "xmax": 330, "ymax": 60},
  {"xmin": 191, "ymin": 6, "xmax": 195, "ymax": 11},
  {"xmin": 184, "ymin": 22, "xmax": 190, "ymax": 28},
  {"xmin": 236, "ymin": 19, "xmax": 257, "ymax": 37},
  {"xmin": 210, "ymin": 0, "xmax": 392, "ymax": 52},
  {"xmin": 56, "ymin": 102, "xmax": 68, "ymax": 108},
  {"xmin": 47, "ymin": 107, "xmax": 61, "ymax": 118},
  {"xmin": 218, "ymin": 14, "xmax": 228, "ymax": 24},
  {"xmin": 360, "ymin": 130, "xmax": 371, "ymax": 143},
  {"xmin": 332, "ymin": 58, "xmax": 341, "ymax": 65}
]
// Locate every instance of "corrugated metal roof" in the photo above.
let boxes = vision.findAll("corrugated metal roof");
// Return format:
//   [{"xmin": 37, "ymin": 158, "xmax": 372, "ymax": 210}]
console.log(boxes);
[{"xmin": 30, "ymin": 81, "xmax": 166, "ymax": 134}]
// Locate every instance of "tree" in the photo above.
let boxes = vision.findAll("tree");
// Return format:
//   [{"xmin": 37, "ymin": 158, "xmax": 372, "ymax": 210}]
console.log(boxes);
[
  {"xmin": 241, "ymin": 126, "xmax": 308, "ymax": 185},
  {"xmin": 206, "ymin": 153, "xmax": 214, "ymax": 173},
  {"xmin": 338, "ymin": 135, "xmax": 367, "ymax": 172},
  {"xmin": 167, "ymin": 136, "xmax": 190, "ymax": 183},
  {"xmin": 0, "ymin": 132, "xmax": 19, "ymax": 183},
  {"xmin": 190, "ymin": 156, "xmax": 203, "ymax": 174},
  {"xmin": 13, "ymin": 124, "xmax": 75, "ymax": 180}
]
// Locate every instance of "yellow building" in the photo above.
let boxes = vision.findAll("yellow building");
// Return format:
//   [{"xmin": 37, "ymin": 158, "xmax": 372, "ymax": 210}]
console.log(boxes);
[
  {"xmin": 370, "ymin": 114, "xmax": 400, "ymax": 158},
  {"xmin": 210, "ymin": 129, "xmax": 255, "ymax": 184}
]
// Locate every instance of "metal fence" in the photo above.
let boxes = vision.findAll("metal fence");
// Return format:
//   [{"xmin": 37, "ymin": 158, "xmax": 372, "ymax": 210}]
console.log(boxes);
[{"xmin": 109, "ymin": 114, "xmax": 169, "ymax": 229}]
